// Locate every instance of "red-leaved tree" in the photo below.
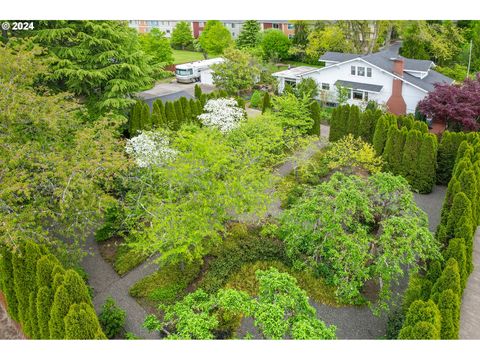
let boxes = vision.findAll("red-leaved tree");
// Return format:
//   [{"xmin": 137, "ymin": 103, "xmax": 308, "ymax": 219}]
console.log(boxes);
[{"xmin": 418, "ymin": 74, "xmax": 480, "ymax": 131}]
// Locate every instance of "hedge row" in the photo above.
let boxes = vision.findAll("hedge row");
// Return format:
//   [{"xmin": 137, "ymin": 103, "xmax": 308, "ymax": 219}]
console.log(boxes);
[
  {"xmin": 398, "ymin": 135, "xmax": 480, "ymax": 339},
  {"xmin": 0, "ymin": 241, "xmax": 105, "ymax": 339},
  {"xmin": 128, "ymin": 86, "xmax": 246, "ymax": 137},
  {"xmin": 329, "ymin": 105, "xmax": 436, "ymax": 194},
  {"xmin": 329, "ymin": 104, "xmax": 383, "ymax": 144}
]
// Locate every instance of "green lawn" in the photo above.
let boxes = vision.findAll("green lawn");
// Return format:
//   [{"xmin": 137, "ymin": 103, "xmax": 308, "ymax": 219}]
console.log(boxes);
[{"xmin": 172, "ymin": 49, "xmax": 205, "ymax": 64}]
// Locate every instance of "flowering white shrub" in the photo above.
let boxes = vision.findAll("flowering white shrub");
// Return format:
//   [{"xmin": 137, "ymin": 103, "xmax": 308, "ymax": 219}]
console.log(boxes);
[
  {"xmin": 125, "ymin": 130, "xmax": 177, "ymax": 168},
  {"xmin": 198, "ymin": 98, "xmax": 245, "ymax": 133}
]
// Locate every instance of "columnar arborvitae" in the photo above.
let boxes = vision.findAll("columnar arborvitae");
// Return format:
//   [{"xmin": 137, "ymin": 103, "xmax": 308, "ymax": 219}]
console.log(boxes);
[
  {"xmin": 398, "ymin": 300, "xmax": 441, "ymax": 339},
  {"xmin": 338, "ymin": 105, "xmax": 351, "ymax": 139},
  {"xmin": 309, "ymin": 101, "xmax": 321, "ymax": 136},
  {"xmin": 444, "ymin": 238, "xmax": 467, "ymax": 290},
  {"xmin": 412, "ymin": 121, "xmax": 428, "ymax": 133},
  {"xmin": 437, "ymin": 132, "xmax": 467, "ymax": 185},
  {"xmin": 189, "ymin": 98, "xmax": 198, "ymax": 121},
  {"xmin": 329, "ymin": 107, "xmax": 339, "ymax": 142},
  {"xmin": 262, "ymin": 92, "xmax": 271, "ymax": 114},
  {"xmin": 430, "ymin": 258, "xmax": 461, "ymax": 304},
  {"xmin": 49, "ymin": 285, "xmax": 72, "ymax": 339},
  {"xmin": 28, "ymin": 292, "xmax": 39, "ymax": 338},
  {"xmin": 63, "ymin": 269, "xmax": 92, "ymax": 306},
  {"xmin": 165, "ymin": 101, "xmax": 177, "ymax": 130},
  {"xmin": 398, "ymin": 115, "xmax": 414, "ymax": 130},
  {"xmin": 200, "ymin": 93, "xmax": 207, "ymax": 107},
  {"xmin": 12, "ymin": 247, "xmax": 28, "ymax": 325},
  {"xmin": 446, "ymin": 192, "xmax": 472, "ymax": 239},
  {"xmin": 174, "ymin": 100, "xmax": 185, "ymax": 129},
  {"xmin": 128, "ymin": 101, "xmax": 143, "ymax": 137},
  {"xmin": 413, "ymin": 134, "xmax": 438, "ymax": 194},
  {"xmin": 64, "ymin": 303, "xmax": 107, "ymax": 340},
  {"xmin": 194, "ymin": 84, "xmax": 202, "ymax": 99},
  {"xmin": 401, "ymin": 130, "xmax": 423, "ymax": 181},
  {"xmin": 391, "ymin": 127, "xmax": 408, "ymax": 175},
  {"xmin": 382, "ymin": 125, "xmax": 399, "ymax": 172},
  {"xmin": 151, "ymin": 100, "xmax": 165, "ymax": 129},
  {"xmin": 37, "ymin": 286, "xmax": 53, "ymax": 339},
  {"xmin": 346, "ymin": 105, "xmax": 360, "ymax": 137},
  {"xmin": 0, "ymin": 246, "xmax": 19, "ymax": 321},
  {"xmin": 457, "ymin": 169, "xmax": 478, "ymax": 225},
  {"xmin": 141, "ymin": 101, "xmax": 151, "ymax": 130},
  {"xmin": 183, "ymin": 98, "xmax": 192, "ymax": 122},
  {"xmin": 372, "ymin": 115, "xmax": 391, "ymax": 155},
  {"xmin": 437, "ymin": 289, "xmax": 460, "ymax": 339}
]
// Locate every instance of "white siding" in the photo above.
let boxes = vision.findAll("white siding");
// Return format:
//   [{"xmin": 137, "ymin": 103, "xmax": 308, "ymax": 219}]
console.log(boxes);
[{"xmin": 293, "ymin": 60, "xmax": 427, "ymax": 113}]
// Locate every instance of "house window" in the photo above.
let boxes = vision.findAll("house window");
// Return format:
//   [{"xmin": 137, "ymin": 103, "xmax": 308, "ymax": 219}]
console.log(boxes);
[
  {"xmin": 351, "ymin": 66, "xmax": 356, "ymax": 75},
  {"xmin": 231, "ymin": 23, "xmax": 235, "ymax": 28},
  {"xmin": 367, "ymin": 68, "xmax": 372, "ymax": 77},
  {"xmin": 353, "ymin": 90, "xmax": 364, "ymax": 100},
  {"xmin": 322, "ymin": 83, "xmax": 330, "ymax": 90},
  {"xmin": 288, "ymin": 24, "xmax": 294, "ymax": 29},
  {"xmin": 273, "ymin": 23, "xmax": 280, "ymax": 29},
  {"xmin": 357, "ymin": 67, "xmax": 365, "ymax": 76},
  {"xmin": 232, "ymin": 32, "xmax": 236, "ymax": 37}
]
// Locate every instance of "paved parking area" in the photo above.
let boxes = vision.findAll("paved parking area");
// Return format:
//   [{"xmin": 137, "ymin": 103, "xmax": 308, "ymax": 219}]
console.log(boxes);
[{"xmin": 137, "ymin": 81, "xmax": 215, "ymax": 103}]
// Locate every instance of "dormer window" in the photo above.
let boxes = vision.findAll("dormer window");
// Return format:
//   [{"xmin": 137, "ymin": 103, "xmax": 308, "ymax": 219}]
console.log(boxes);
[
  {"xmin": 357, "ymin": 67, "xmax": 365, "ymax": 76},
  {"xmin": 351, "ymin": 66, "xmax": 356, "ymax": 75},
  {"xmin": 367, "ymin": 68, "xmax": 372, "ymax": 77}
]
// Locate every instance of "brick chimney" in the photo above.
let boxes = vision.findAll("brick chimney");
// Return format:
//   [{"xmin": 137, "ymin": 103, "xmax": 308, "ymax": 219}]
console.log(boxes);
[{"xmin": 386, "ymin": 58, "xmax": 407, "ymax": 115}]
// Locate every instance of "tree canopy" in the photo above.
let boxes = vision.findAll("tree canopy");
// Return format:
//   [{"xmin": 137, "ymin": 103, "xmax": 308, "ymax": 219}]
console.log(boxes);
[
  {"xmin": 170, "ymin": 21, "xmax": 194, "ymax": 50},
  {"xmin": 280, "ymin": 172, "xmax": 440, "ymax": 310},
  {"xmin": 139, "ymin": 28, "xmax": 174, "ymax": 66},
  {"xmin": 260, "ymin": 29, "xmax": 291, "ymax": 62},
  {"xmin": 236, "ymin": 20, "xmax": 261, "ymax": 49},
  {"xmin": 199, "ymin": 20, "xmax": 233, "ymax": 55}
]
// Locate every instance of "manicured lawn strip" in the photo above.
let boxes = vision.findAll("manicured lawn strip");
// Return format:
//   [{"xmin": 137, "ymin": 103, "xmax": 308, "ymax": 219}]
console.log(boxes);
[
  {"xmin": 129, "ymin": 262, "xmax": 202, "ymax": 305},
  {"xmin": 114, "ymin": 244, "xmax": 149, "ymax": 276},
  {"xmin": 226, "ymin": 260, "xmax": 341, "ymax": 307},
  {"xmin": 172, "ymin": 49, "xmax": 205, "ymax": 64}
]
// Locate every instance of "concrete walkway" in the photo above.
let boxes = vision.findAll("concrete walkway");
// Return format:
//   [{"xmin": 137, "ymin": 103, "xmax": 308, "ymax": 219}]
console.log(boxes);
[
  {"xmin": 81, "ymin": 234, "xmax": 160, "ymax": 339},
  {"xmin": 460, "ymin": 226, "xmax": 480, "ymax": 339}
]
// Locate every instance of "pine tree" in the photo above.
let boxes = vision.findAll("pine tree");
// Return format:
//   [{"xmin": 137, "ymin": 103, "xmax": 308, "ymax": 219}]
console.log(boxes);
[
  {"xmin": 64, "ymin": 303, "xmax": 107, "ymax": 340},
  {"xmin": 36, "ymin": 286, "xmax": 53, "ymax": 339},
  {"xmin": 437, "ymin": 289, "xmax": 460, "ymax": 339},
  {"xmin": 309, "ymin": 101, "xmax": 321, "ymax": 136},
  {"xmin": 0, "ymin": 246, "xmax": 19, "ymax": 321},
  {"xmin": 401, "ymin": 130, "xmax": 423, "ymax": 181},
  {"xmin": 262, "ymin": 92, "xmax": 271, "ymax": 114},
  {"xmin": 49, "ymin": 285, "xmax": 72, "ymax": 339},
  {"xmin": 165, "ymin": 101, "xmax": 177, "ymax": 130},
  {"xmin": 346, "ymin": 105, "xmax": 360, "ymax": 137},
  {"xmin": 430, "ymin": 258, "xmax": 461, "ymax": 303},
  {"xmin": 413, "ymin": 134, "xmax": 438, "ymax": 194},
  {"xmin": 194, "ymin": 84, "xmax": 202, "ymax": 99},
  {"xmin": 444, "ymin": 238, "xmax": 467, "ymax": 290},
  {"xmin": 236, "ymin": 20, "xmax": 261, "ymax": 48}
]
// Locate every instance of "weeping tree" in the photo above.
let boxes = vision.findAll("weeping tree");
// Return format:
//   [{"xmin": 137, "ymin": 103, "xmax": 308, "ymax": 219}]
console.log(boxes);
[{"xmin": 280, "ymin": 172, "xmax": 440, "ymax": 311}]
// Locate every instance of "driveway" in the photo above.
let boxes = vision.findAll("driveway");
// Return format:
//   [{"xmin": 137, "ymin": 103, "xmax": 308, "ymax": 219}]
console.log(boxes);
[{"xmin": 137, "ymin": 81, "xmax": 215, "ymax": 108}]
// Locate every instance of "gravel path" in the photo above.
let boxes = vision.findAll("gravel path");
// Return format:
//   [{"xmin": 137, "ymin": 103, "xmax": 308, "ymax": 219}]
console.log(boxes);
[
  {"xmin": 460, "ymin": 226, "xmax": 480, "ymax": 339},
  {"xmin": 81, "ymin": 234, "xmax": 160, "ymax": 339}
]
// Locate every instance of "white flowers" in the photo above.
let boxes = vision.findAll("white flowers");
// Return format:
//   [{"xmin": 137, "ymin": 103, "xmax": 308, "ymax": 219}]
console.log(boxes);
[
  {"xmin": 125, "ymin": 130, "xmax": 177, "ymax": 168},
  {"xmin": 198, "ymin": 98, "xmax": 245, "ymax": 133}
]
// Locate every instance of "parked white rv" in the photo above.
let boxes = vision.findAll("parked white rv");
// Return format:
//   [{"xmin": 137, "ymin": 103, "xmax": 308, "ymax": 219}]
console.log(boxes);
[{"xmin": 175, "ymin": 58, "xmax": 224, "ymax": 84}]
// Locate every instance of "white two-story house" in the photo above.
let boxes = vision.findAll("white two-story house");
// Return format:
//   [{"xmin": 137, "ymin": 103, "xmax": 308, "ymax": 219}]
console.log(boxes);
[{"xmin": 272, "ymin": 43, "xmax": 454, "ymax": 115}]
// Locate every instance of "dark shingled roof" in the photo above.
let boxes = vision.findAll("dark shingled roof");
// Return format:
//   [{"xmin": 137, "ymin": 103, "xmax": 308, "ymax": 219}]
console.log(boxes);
[
  {"xmin": 319, "ymin": 43, "xmax": 453, "ymax": 92},
  {"xmin": 334, "ymin": 80, "xmax": 383, "ymax": 93}
]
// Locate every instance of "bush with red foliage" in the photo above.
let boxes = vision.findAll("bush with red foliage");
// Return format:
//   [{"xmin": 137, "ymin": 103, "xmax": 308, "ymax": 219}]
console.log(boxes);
[{"xmin": 418, "ymin": 74, "xmax": 480, "ymax": 131}]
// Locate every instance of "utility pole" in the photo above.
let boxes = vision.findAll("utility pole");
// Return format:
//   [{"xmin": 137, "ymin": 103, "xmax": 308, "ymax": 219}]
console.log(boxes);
[{"xmin": 467, "ymin": 39, "xmax": 473, "ymax": 79}]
